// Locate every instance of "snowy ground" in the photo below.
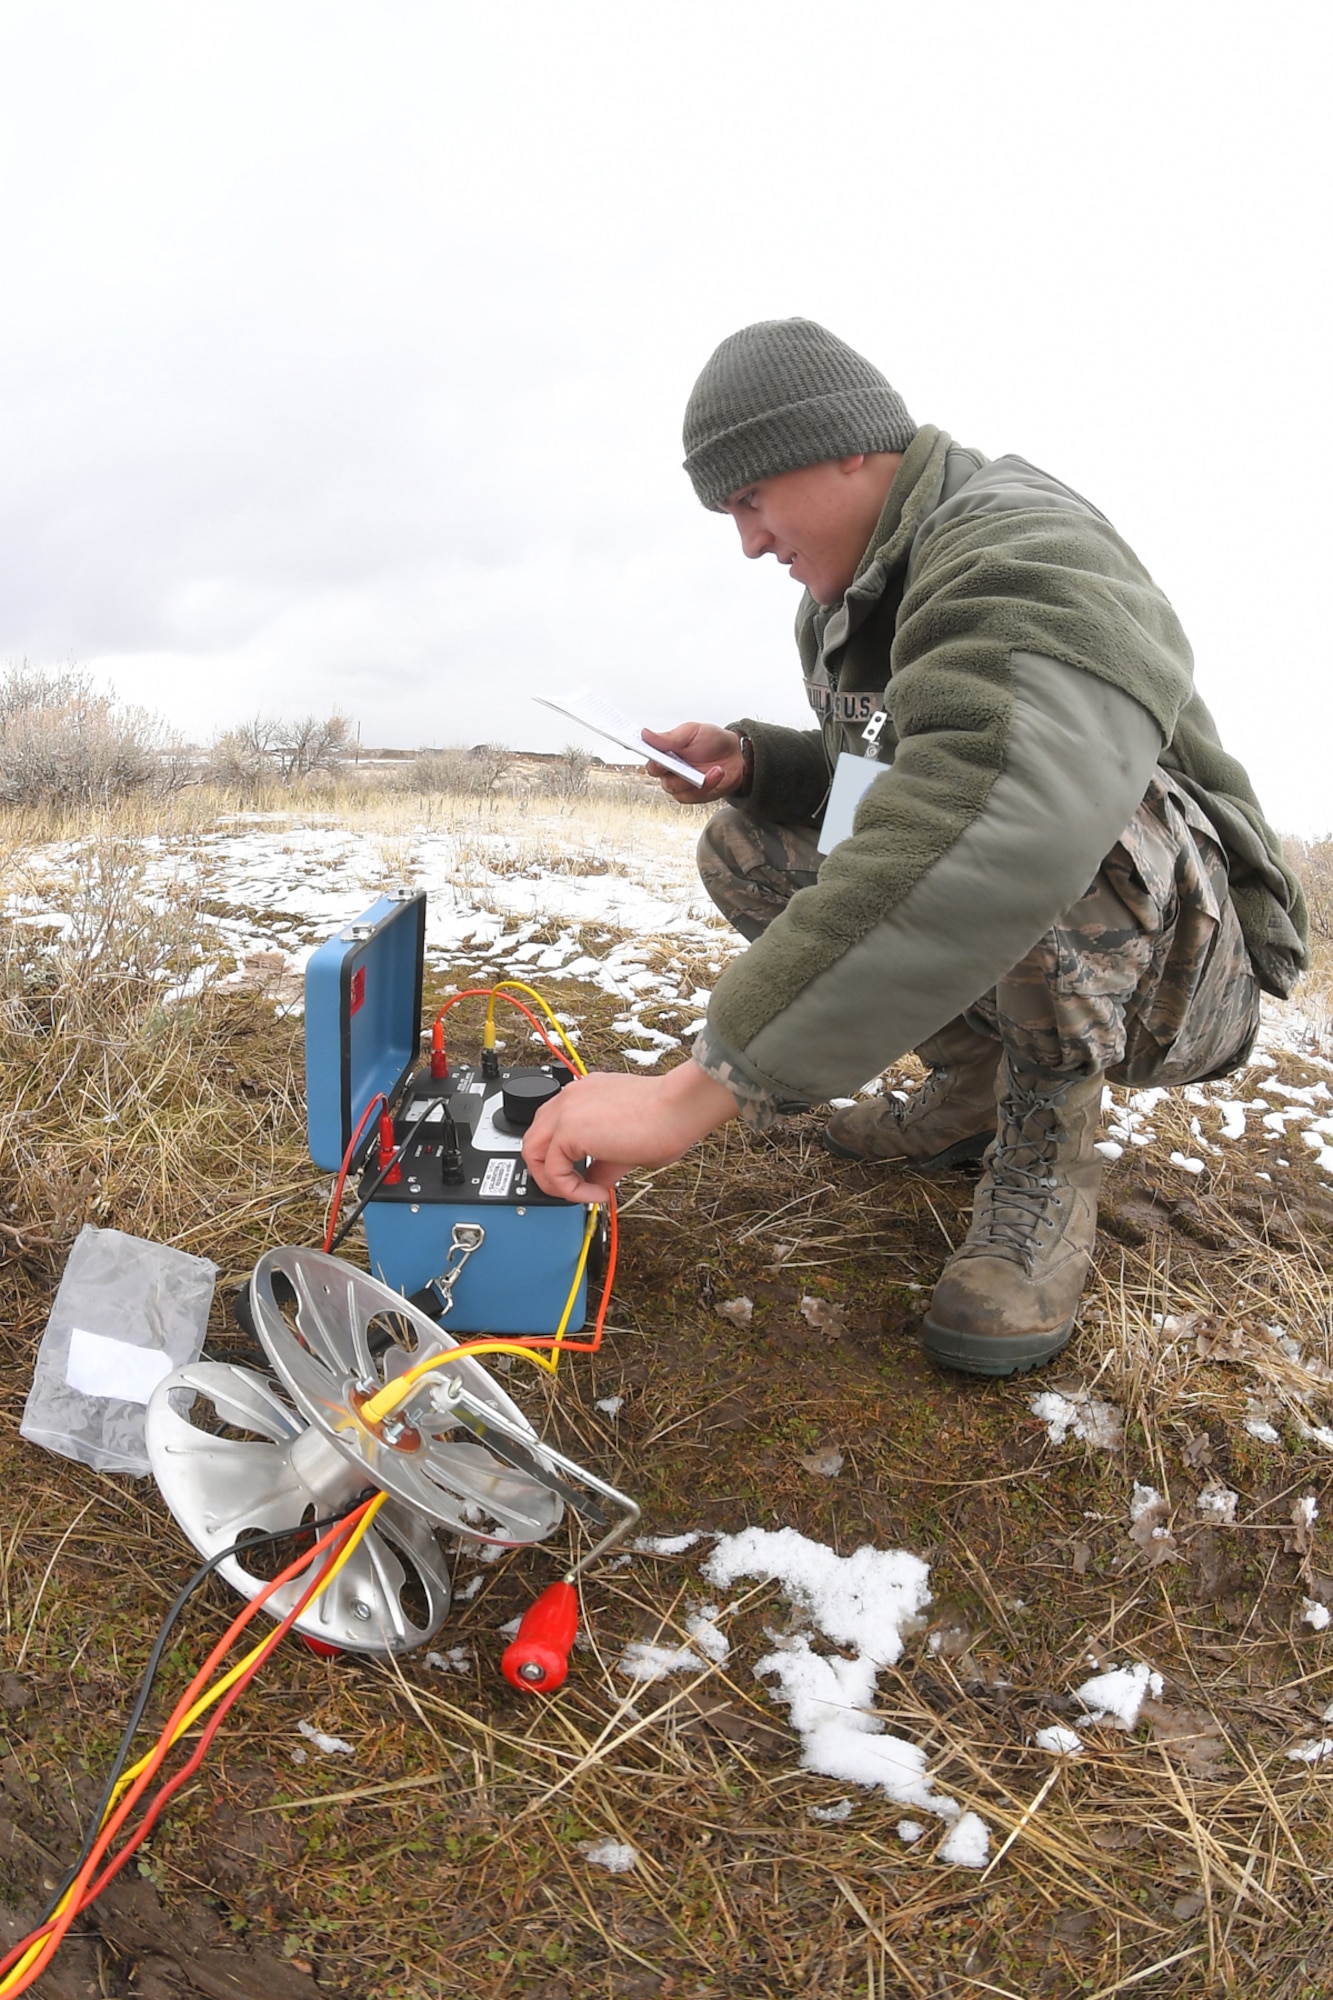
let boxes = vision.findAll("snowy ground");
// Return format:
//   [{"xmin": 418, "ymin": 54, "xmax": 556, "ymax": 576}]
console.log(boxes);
[
  {"xmin": 5, "ymin": 809, "xmax": 742, "ymax": 1065},
  {"xmin": 9, "ymin": 807, "xmax": 1331, "ymax": 1151}
]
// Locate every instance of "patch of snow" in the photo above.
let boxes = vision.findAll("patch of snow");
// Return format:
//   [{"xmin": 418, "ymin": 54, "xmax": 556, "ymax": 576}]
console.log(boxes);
[
  {"xmin": 704, "ymin": 1527, "xmax": 984, "ymax": 1844},
  {"xmin": 1094, "ymin": 1139, "xmax": 1124, "ymax": 1160},
  {"xmin": 297, "ymin": 1719, "xmax": 355, "ymax": 1756},
  {"xmin": 937, "ymin": 1812, "xmax": 990, "ymax": 1869},
  {"xmin": 1029, "ymin": 1388, "xmax": 1123, "ymax": 1450},
  {"xmin": 1169, "ymin": 1152, "xmax": 1205, "ymax": 1174},
  {"xmin": 425, "ymin": 1646, "xmax": 473, "ymax": 1673},
  {"xmin": 617, "ymin": 1604, "xmax": 731, "ymax": 1683},
  {"xmin": 1196, "ymin": 1484, "xmax": 1239, "ymax": 1524},
  {"xmin": 808, "ymin": 1798, "xmax": 854, "ymax": 1823},
  {"xmin": 633, "ymin": 1532, "xmax": 702, "ymax": 1556},
  {"xmin": 1244, "ymin": 1416, "xmax": 1282, "ymax": 1444},
  {"xmin": 595, "ymin": 1395, "xmax": 625, "ymax": 1417},
  {"xmin": 896, "ymin": 1819, "xmax": 924, "ymax": 1843},
  {"xmin": 1286, "ymin": 1738, "xmax": 1333, "ymax": 1764},
  {"xmin": 583, "ymin": 1839, "xmax": 638, "ymax": 1872},
  {"xmin": 1130, "ymin": 1482, "xmax": 1164, "ymax": 1523},
  {"xmin": 704, "ymin": 1527, "xmax": 930, "ymax": 1667},
  {"xmin": 1302, "ymin": 1599, "xmax": 1331, "ymax": 1632},
  {"xmin": 1074, "ymin": 1661, "xmax": 1163, "ymax": 1731},
  {"xmin": 1035, "ymin": 1725, "xmax": 1084, "ymax": 1756},
  {"xmin": 799, "ymin": 1295, "xmax": 850, "ymax": 1335}
]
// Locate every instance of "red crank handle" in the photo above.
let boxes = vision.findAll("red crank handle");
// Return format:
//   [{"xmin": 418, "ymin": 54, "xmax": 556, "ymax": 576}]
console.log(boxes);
[{"xmin": 501, "ymin": 1579, "xmax": 578, "ymax": 1693}]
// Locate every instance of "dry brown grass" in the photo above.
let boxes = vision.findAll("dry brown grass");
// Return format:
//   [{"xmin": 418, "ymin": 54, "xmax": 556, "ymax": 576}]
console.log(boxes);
[{"xmin": 0, "ymin": 803, "xmax": 1331, "ymax": 1997}]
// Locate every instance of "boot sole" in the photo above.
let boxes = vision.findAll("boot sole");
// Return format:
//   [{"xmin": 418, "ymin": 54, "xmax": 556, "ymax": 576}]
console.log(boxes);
[
  {"xmin": 821, "ymin": 1128, "xmax": 995, "ymax": 1171},
  {"xmin": 922, "ymin": 1313, "xmax": 1074, "ymax": 1378}
]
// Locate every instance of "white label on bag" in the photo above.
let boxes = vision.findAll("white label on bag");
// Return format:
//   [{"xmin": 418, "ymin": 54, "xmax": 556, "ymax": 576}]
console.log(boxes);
[
  {"xmin": 818, "ymin": 752, "xmax": 885, "ymax": 854},
  {"xmin": 65, "ymin": 1328, "xmax": 174, "ymax": 1405}
]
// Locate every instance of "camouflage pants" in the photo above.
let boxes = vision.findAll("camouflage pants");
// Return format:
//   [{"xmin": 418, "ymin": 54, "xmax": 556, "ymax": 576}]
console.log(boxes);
[{"xmin": 697, "ymin": 769, "xmax": 1260, "ymax": 1087}]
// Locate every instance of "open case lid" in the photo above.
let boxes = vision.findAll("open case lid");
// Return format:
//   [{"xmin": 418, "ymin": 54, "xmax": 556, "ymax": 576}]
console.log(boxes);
[{"xmin": 304, "ymin": 891, "xmax": 426, "ymax": 1172}]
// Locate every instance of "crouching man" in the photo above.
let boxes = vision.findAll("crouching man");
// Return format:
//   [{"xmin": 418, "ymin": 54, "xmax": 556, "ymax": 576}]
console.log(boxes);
[{"xmin": 523, "ymin": 318, "xmax": 1307, "ymax": 1378}]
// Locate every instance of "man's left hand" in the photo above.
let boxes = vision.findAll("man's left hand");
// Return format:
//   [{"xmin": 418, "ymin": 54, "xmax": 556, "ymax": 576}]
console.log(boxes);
[{"xmin": 522, "ymin": 1061, "xmax": 738, "ymax": 1202}]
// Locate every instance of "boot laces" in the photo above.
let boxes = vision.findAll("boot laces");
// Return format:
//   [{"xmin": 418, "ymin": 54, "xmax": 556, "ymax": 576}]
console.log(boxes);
[
  {"xmin": 893, "ymin": 1062, "xmax": 963, "ymax": 1128},
  {"xmin": 971, "ymin": 1074, "xmax": 1072, "ymax": 1266}
]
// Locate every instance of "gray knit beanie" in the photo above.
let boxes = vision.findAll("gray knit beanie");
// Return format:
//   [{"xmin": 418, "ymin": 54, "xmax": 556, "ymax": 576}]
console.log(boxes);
[{"xmin": 682, "ymin": 318, "xmax": 916, "ymax": 511}]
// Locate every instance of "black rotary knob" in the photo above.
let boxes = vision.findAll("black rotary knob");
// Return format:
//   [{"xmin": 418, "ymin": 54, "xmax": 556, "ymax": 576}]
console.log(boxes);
[{"xmin": 501, "ymin": 1072, "xmax": 564, "ymax": 1129}]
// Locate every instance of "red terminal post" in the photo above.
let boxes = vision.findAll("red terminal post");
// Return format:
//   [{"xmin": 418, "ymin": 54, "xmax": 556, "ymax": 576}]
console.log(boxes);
[
  {"xmin": 501, "ymin": 1579, "xmax": 578, "ymax": 1693},
  {"xmin": 430, "ymin": 1019, "xmax": 448, "ymax": 1080},
  {"xmin": 377, "ymin": 1112, "xmax": 402, "ymax": 1185}
]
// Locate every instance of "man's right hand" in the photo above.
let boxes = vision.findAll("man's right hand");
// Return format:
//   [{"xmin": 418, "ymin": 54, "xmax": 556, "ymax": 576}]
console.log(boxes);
[{"xmin": 642, "ymin": 722, "xmax": 746, "ymax": 803}]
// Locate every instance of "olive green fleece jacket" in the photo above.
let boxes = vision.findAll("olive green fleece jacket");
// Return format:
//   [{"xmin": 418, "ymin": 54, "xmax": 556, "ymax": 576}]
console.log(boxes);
[{"xmin": 700, "ymin": 426, "xmax": 1308, "ymax": 1107}]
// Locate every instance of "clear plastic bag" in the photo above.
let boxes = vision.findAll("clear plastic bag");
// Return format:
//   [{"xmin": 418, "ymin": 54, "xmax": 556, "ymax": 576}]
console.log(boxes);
[{"xmin": 20, "ymin": 1225, "xmax": 218, "ymax": 1476}]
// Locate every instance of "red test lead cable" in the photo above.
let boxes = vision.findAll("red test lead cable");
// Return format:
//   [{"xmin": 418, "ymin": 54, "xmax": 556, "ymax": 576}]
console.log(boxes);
[{"xmin": 0, "ymin": 1502, "xmax": 379, "ymax": 1996}]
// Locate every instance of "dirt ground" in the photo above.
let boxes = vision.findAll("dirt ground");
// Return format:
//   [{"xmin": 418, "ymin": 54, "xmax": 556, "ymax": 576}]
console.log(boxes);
[{"xmin": 2, "ymin": 929, "xmax": 1333, "ymax": 1998}]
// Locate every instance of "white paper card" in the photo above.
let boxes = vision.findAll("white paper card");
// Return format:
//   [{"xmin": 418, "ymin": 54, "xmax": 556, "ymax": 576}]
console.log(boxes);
[
  {"xmin": 65, "ymin": 1327, "xmax": 174, "ymax": 1406},
  {"xmin": 818, "ymin": 752, "xmax": 885, "ymax": 854},
  {"xmin": 533, "ymin": 688, "xmax": 706, "ymax": 786}
]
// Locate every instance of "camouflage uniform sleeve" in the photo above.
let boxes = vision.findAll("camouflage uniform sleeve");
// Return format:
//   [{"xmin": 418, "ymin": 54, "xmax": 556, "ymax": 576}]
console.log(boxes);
[{"xmin": 692, "ymin": 1025, "xmax": 787, "ymax": 1130}]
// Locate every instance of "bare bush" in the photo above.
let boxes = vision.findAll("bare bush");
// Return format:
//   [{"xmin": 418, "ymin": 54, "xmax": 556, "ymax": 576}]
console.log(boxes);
[
  {"xmin": 205, "ymin": 712, "xmax": 354, "ymax": 791},
  {"xmin": 399, "ymin": 743, "xmax": 510, "ymax": 797},
  {"xmin": 1285, "ymin": 834, "xmax": 1333, "ymax": 943},
  {"xmin": 539, "ymin": 744, "xmax": 593, "ymax": 799},
  {"xmin": 0, "ymin": 663, "xmax": 188, "ymax": 808}
]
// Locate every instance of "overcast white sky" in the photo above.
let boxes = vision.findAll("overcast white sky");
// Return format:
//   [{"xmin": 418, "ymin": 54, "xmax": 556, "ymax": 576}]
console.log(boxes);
[{"xmin": 2, "ymin": 1, "xmax": 1329, "ymax": 830}]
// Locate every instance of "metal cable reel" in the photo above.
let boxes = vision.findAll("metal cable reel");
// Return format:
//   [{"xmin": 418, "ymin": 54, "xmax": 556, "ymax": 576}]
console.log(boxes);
[{"xmin": 146, "ymin": 1246, "xmax": 579, "ymax": 1657}]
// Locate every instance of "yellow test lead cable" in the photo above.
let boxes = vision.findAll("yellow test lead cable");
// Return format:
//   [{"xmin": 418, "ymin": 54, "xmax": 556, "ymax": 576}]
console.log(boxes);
[
  {"xmin": 104, "ymin": 1492, "xmax": 388, "ymax": 1813},
  {"xmin": 0, "ymin": 1497, "xmax": 388, "ymax": 1998},
  {"xmin": 484, "ymin": 980, "xmax": 587, "ymax": 1075}
]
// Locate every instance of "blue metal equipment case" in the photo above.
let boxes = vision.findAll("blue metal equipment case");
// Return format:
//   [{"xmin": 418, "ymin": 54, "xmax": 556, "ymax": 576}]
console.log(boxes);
[{"xmin": 304, "ymin": 893, "xmax": 588, "ymax": 1334}]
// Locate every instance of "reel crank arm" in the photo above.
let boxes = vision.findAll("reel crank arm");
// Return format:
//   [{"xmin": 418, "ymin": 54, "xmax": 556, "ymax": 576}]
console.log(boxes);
[{"xmin": 438, "ymin": 1399, "xmax": 608, "ymax": 1525}]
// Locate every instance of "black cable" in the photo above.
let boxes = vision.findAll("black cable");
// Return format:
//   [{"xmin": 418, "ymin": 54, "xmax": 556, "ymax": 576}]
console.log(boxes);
[
  {"xmin": 50, "ymin": 1505, "xmax": 363, "ymax": 1912},
  {"xmin": 329, "ymin": 1098, "xmax": 441, "ymax": 1253},
  {"xmin": 231, "ymin": 1095, "xmax": 444, "ymax": 1333}
]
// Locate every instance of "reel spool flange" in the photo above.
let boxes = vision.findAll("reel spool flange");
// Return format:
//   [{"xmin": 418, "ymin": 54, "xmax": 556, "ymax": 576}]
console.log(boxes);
[
  {"xmin": 146, "ymin": 1361, "xmax": 452, "ymax": 1654},
  {"xmin": 247, "ymin": 1246, "xmax": 564, "ymax": 1542},
  {"xmin": 146, "ymin": 1247, "xmax": 565, "ymax": 1655}
]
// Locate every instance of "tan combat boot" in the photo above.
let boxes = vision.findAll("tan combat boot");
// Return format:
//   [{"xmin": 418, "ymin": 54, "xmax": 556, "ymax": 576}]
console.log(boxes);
[
  {"xmin": 822, "ymin": 1018, "xmax": 1000, "ymax": 1170},
  {"xmin": 923, "ymin": 1061, "xmax": 1105, "ymax": 1376}
]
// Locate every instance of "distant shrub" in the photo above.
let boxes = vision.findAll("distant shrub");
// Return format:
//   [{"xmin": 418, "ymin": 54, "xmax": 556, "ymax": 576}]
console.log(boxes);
[
  {"xmin": 539, "ymin": 745, "xmax": 593, "ymax": 799},
  {"xmin": 400, "ymin": 744, "xmax": 511, "ymax": 797},
  {"xmin": 0, "ymin": 663, "xmax": 188, "ymax": 808},
  {"xmin": 1285, "ymin": 835, "xmax": 1333, "ymax": 945},
  {"xmin": 205, "ymin": 712, "xmax": 354, "ymax": 792}
]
